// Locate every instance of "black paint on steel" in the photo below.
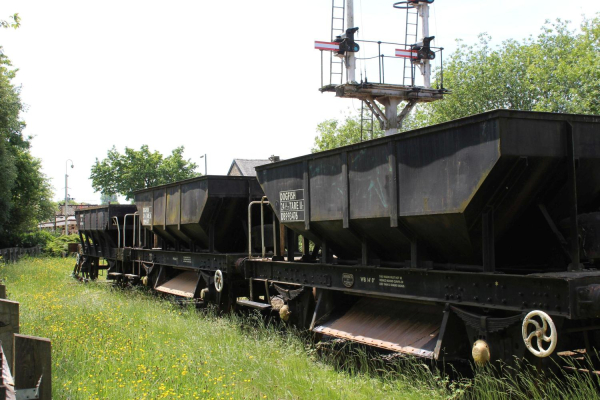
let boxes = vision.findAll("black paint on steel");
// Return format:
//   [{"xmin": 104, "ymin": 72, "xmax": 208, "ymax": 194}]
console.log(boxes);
[
  {"xmin": 177, "ymin": 184, "xmax": 182, "ymax": 231},
  {"xmin": 361, "ymin": 240, "xmax": 369, "ymax": 266},
  {"xmin": 246, "ymin": 259, "xmax": 600, "ymax": 319},
  {"xmin": 302, "ymin": 236, "xmax": 310, "ymax": 259},
  {"xmin": 133, "ymin": 176, "xmax": 265, "ymax": 254},
  {"xmin": 76, "ymin": 204, "xmax": 137, "ymax": 261},
  {"xmin": 481, "ymin": 207, "xmax": 495, "ymax": 273},
  {"xmin": 303, "ymin": 160, "xmax": 311, "ymax": 231},
  {"xmin": 342, "ymin": 151, "xmax": 349, "ymax": 229},
  {"xmin": 255, "ymin": 110, "xmax": 600, "ymax": 270},
  {"xmin": 566, "ymin": 122, "xmax": 582, "ymax": 271},
  {"xmin": 538, "ymin": 203, "xmax": 570, "ymax": 258},
  {"xmin": 134, "ymin": 248, "xmax": 243, "ymax": 276},
  {"xmin": 411, "ymin": 236, "xmax": 419, "ymax": 269},
  {"xmin": 286, "ymin": 227, "xmax": 296, "ymax": 262},
  {"xmin": 388, "ymin": 141, "xmax": 399, "ymax": 227}
]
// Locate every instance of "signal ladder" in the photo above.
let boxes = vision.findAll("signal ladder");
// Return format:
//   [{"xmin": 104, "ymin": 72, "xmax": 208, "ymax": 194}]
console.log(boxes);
[
  {"xmin": 403, "ymin": 5, "xmax": 419, "ymax": 86},
  {"xmin": 329, "ymin": 0, "xmax": 373, "ymax": 141},
  {"xmin": 360, "ymin": 101, "xmax": 374, "ymax": 141},
  {"xmin": 329, "ymin": 0, "xmax": 345, "ymax": 85}
]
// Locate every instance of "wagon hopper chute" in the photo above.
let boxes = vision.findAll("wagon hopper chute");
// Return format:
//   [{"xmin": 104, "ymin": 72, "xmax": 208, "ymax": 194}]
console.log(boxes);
[{"xmin": 134, "ymin": 175, "xmax": 265, "ymax": 253}]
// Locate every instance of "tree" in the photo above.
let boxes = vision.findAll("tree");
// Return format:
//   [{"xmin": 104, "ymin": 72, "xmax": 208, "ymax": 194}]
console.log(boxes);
[
  {"xmin": 90, "ymin": 145, "xmax": 200, "ymax": 200},
  {"xmin": 312, "ymin": 110, "xmax": 384, "ymax": 153},
  {"xmin": 313, "ymin": 16, "xmax": 599, "ymax": 151},
  {"xmin": 100, "ymin": 194, "xmax": 118, "ymax": 205},
  {"xmin": 8, "ymin": 149, "xmax": 55, "ymax": 241},
  {"xmin": 407, "ymin": 16, "xmax": 600, "ymax": 128},
  {"xmin": 0, "ymin": 13, "xmax": 20, "ymax": 29},
  {"xmin": 0, "ymin": 20, "xmax": 55, "ymax": 247}
]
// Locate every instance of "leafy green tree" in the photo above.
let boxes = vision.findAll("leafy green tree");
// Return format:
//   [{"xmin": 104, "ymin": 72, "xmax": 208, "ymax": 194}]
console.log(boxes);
[
  {"xmin": 408, "ymin": 16, "xmax": 600, "ymax": 127},
  {"xmin": 312, "ymin": 110, "xmax": 384, "ymax": 153},
  {"xmin": 90, "ymin": 145, "xmax": 199, "ymax": 200},
  {"xmin": 0, "ymin": 33, "xmax": 55, "ymax": 246},
  {"xmin": 8, "ymin": 149, "xmax": 55, "ymax": 235}
]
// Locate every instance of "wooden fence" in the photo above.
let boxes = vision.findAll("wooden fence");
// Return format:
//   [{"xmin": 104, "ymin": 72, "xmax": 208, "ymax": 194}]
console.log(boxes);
[
  {"xmin": 0, "ymin": 247, "xmax": 42, "ymax": 264},
  {"xmin": 0, "ymin": 284, "xmax": 51, "ymax": 399}
]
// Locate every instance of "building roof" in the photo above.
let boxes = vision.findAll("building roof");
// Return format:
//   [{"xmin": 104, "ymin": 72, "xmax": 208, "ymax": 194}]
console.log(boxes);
[{"xmin": 227, "ymin": 159, "xmax": 271, "ymax": 177}]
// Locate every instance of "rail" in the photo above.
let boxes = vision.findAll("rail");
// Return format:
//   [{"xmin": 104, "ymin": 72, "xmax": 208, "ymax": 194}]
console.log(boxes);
[
  {"xmin": 247, "ymin": 197, "xmax": 274, "ymax": 259},
  {"xmin": 318, "ymin": 38, "xmax": 445, "ymax": 88},
  {"xmin": 112, "ymin": 216, "xmax": 121, "ymax": 249},
  {"xmin": 123, "ymin": 213, "xmax": 140, "ymax": 248}
]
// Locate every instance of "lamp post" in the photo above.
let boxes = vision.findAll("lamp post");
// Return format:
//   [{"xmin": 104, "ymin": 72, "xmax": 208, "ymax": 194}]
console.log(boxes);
[
  {"xmin": 65, "ymin": 159, "xmax": 74, "ymax": 235},
  {"xmin": 200, "ymin": 154, "xmax": 207, "ymax": 176}
]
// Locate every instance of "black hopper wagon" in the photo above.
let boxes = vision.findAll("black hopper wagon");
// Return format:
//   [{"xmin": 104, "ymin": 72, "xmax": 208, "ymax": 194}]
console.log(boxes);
[
  {"xmin": 76, "ymin": 110, "xmax": 600, "ymax": 365},
  {"xmin": 246, "ymin": 110, "xmax": 600, "ymax": 364},
  {"xmin": 75, "ymin": 204, "xmax": 137, "ymax": 280},
  {"xmin": 76, "ymin": 175, "xmax": 274, "ymax": 310}
]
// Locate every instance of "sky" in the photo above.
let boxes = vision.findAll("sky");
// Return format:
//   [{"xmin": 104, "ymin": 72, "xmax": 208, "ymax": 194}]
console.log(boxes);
[{"xmin": 0, "ymin": 0, "xmax": 597, "ymax": 204}]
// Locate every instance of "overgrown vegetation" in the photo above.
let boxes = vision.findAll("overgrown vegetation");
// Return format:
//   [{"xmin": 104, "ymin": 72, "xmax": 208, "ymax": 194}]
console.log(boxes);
[
  {"xmin": 8, "ymin": 231, "xmax": 80, "ymax": 256},
  {"xmin": 3, "ymin": 258, "xmax": 445, "ymax": 399},
  {"xmin": 2, "ymin": 258, "xmax": 600, "ymax": 399},
  {"xmin": 0, "ymin": 15, "xmax": 55, "ymax": 248},
  {"xmin": 41, "ymin": 233, "xmax": 80, "ymax": 256}
]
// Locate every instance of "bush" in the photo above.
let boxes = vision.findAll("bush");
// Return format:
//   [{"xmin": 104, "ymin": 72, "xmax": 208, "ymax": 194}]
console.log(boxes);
[
  {"xmin": 17, "ymin": 230, "xmax": 56, "ymax": 248},
  {"xmin": 43, "ymin": 234, "xmax": 81, "ymax": 257}
]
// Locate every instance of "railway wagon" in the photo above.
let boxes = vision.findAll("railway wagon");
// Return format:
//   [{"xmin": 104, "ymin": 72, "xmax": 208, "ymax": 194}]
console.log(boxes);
[
  {"xmin": 131, "ymin": 175, "xmax": 272, "ymax": 308},
  {"xmin": 76, "ymin": 204, "xmax": 137, "ymax": 279},
  {"xmin": 75, "ymin": 110, "xmax": 600, "ymax": 364},
  {"xmin": 246, "ymin": 110, "xmax": 600, "ymax": 363},
  {"xmin": 76, "ymin": 175, "xmax": 273, "ymax": 309}
]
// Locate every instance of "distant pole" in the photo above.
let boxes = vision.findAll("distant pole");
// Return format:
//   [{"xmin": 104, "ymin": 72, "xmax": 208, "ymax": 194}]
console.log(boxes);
[
  {"xmin": 65, "ymin": 159, "xmax": 74, "ymax": 235},
  {"xmin": 346, "ymin": 0, "xmax": 355, "ymax": 83},
  {"xmin": 200, "ymin": 154, "xmax": 207, "ymax": 176}
]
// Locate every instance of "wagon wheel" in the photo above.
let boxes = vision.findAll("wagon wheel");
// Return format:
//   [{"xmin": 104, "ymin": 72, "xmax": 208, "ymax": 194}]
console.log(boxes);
[
  {"xmin": 214, "ymin": 270, "xmax": 224, "ymax": 293},
  {"xmin": 79, "ymin": 257, "xmax": 91, "ymax": 280},
  {"xmin": 89, "ymin": 262, "xmax": 99, "ymax": 280},
  {"xmin": 80, "ymin": 257, "xmax": 99, "ymax": 281},
  {"xmin": 522, "ymin": 310, "xmax": 557, "ymax": 358},
  {"xmin": 72, "ymin": 253, "xmax": 82, "ymax": 277}
]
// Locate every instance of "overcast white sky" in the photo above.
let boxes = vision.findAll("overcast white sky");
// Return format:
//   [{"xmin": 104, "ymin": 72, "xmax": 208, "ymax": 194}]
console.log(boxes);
[{"xmin": 0, "ymin": 1, "xmax": 597, "ymax": 204}]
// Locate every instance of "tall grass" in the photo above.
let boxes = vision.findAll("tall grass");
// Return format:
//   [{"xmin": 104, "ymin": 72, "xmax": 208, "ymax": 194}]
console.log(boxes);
[
  {"xmin": 2, "ymin": 257, "xmax": 599, "ymax": 399},
  {"xmin": 1, "ymin": 258, "xmax": 447, "ymax": 399},
  {"xmin": 463, "ymin": 357, "xmax": 600, "ymax": 400}
]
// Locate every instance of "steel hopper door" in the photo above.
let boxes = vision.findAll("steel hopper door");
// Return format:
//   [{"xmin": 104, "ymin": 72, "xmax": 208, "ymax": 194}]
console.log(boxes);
[
  {"xmin": 313, "ymin": 298, "xmax": 444, "ymax": 358},
  {"xmin": 155, "ymin": 271, "xmax": 200, "ymax": 298}
]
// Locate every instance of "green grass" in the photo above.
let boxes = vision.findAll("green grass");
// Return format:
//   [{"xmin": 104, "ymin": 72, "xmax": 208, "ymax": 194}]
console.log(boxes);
[
  {"xmin": 2, "ymin": 257, "xmax": 599, "ymax": 399},
  {"xmin": 2, "ymin": 258, "xmax": 451, "ymax": 399}
]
